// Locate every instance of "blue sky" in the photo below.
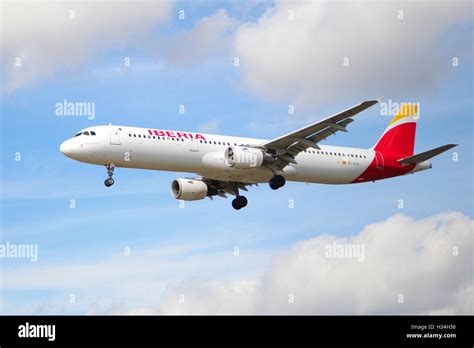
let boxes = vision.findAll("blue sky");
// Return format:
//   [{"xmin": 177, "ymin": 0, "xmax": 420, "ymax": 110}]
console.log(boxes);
[{"xmin": 1, "ymin": 1, "xmax": 472, "ymax": 314}]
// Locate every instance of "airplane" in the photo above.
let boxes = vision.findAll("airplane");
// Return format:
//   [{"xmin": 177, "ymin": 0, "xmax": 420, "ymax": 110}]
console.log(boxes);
[{"xmin": 59, "ymin": 99, "xmax": 457, "ymax": 210}]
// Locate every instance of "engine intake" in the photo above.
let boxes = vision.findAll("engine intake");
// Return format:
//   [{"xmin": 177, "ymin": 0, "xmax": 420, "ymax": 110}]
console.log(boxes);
[
  {"xmin": 171, "ymin": 179, "xmax": 208, "ymax": 201},
  {"xmin": 224, "ymin": 146, "xmax": 267, "ymax": 169}
]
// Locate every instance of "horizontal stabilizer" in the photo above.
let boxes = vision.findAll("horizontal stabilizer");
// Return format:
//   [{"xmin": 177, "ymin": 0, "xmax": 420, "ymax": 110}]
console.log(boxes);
[{"xmin": 398, "ymin": 144, "xmax": 458, "ymax": 165}]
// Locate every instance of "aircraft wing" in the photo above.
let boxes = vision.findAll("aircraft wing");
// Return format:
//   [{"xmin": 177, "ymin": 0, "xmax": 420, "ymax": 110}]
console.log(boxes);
[{"xmin": 260, "ymin": 99, "xmax": 380, "ymax": 171}]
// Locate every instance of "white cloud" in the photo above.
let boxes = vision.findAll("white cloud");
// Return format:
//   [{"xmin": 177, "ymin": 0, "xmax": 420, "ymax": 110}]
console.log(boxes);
[
  {"xmin": 154, "ymin": 8, "xmax": 236, "ymax": 67},
  {"xmin": 158, "ymin": 279, "xmax": 260, "ymax": 314},
  {"xmin": 0, "ymin": 229, "xmax": 274, "ymax": 314},
  {"xmin": 234, "ymin": 0, "xmax": 472, "ymax": 109},
  {"xmin": 157, "ymin": 211, "xmax": 473, "ymax": 314},
  {"xmin": 1, "ymin": 210, "xmax": 472, "ymax": 314},
  {"xmin": 1, "ymin": 1, "xmax": 172, "ymax": 91}
]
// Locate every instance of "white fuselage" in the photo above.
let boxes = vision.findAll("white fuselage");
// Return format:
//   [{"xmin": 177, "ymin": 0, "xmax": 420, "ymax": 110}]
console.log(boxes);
[{"xmin": 60, "ymin": 125, "xmax": 378, "ymax": 184}]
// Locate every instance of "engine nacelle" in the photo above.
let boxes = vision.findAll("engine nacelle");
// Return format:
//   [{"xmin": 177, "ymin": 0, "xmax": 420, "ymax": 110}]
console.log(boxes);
[
  {"xmin": 171, "ymin": 179, "xmax": 208, "ymax": 201},
  {"xmin": 224, "ymin": 146, "xmax": 266, "ymax": 169}
]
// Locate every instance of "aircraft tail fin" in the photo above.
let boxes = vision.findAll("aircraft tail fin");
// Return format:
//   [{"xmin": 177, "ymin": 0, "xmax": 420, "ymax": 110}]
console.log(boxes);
[{"xmin": 372, "ymin": 103, "xmax": 419, "ymax": 157}]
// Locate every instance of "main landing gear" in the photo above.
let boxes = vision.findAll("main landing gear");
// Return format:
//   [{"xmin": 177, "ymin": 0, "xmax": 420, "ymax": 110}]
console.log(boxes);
[
  {"xmin": 232, "ymin": 195, "xmax": 248, "ymax": 210},
  {"xmin": 230, "ymin": 183, "xmax": 248, "ymax": 210},
  {"xmin": 104, "ymin": 164, "xmax": 115, "ymax": 187},
  {"xmin": 269, "ymin": 175, "xmax": 285, "ymax": 190}
]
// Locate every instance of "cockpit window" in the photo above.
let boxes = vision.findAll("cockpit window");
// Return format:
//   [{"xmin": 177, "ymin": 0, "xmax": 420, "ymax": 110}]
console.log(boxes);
[{"xmin": 74, "ymin": 130, "xmax": 96, "ymax": 137}]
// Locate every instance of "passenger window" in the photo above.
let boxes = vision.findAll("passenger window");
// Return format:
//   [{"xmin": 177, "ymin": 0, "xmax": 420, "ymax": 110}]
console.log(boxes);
[
  {"xmin": 134, "ymin": 134, "xmax": 136, "ymax": 137},
  {"xmin": 129, "ymin": 134, "xmax": 131, "ymax": 137}
]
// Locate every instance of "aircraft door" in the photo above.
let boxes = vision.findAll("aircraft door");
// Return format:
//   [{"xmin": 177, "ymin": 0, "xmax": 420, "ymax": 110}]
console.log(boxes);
[
  {"xmin": 375, "ymin": 151, "xmax": 384, "ymax": 169},
  {"xmin": 109, "ymin": 125, "xmax": 121, "ymax": 145},
  {"xmin": 189, "ymin": 138, "xmax": 199, "ymax": 152}
]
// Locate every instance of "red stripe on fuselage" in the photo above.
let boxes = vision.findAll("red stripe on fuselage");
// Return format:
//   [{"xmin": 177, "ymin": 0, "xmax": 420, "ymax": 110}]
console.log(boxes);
[{"xmin": 352, "ymin": 153, "xmax": 415, "ymax": 183}]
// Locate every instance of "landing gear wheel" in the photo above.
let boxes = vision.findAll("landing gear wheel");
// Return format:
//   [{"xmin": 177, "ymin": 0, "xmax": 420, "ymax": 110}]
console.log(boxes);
[
  {"xmin": 269, "ymin": 181, "xmax": 279, "ymax": 190},
  {"xmin": 104, "ymin": 164, "xmax": 115, "ymax": 187},
  {"xmin": 232, "ymin": 196, "xmax": 248, "ymax": 210},
  {"xmin": 104, "ymin": 178, "xmax": 114, "ymax": 187},
  {"xmin": 269, "ymin": 175, "xmax": 285, "ymax": 190}
]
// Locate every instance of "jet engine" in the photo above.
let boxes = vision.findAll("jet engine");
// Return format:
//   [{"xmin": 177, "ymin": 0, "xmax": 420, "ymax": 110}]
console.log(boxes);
[
  {"xmin": 224, "ymin": 146, "xmax": 269, "ymax": 169},
  {"xmin": 171, "ymin": 178, "xmax": 209, "ymax": 201}
]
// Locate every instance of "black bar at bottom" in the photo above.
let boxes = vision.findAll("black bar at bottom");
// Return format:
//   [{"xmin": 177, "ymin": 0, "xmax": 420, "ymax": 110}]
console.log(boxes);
[{"xmin": 0, "ymin": 315, "xmax": 472, "ymax": 346}]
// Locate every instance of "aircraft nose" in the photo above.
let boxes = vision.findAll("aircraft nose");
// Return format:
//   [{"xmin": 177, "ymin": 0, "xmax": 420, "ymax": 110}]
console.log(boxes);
[{"xmin": 60, "ymin": 139, "xmax": 75, "ymax": 156}]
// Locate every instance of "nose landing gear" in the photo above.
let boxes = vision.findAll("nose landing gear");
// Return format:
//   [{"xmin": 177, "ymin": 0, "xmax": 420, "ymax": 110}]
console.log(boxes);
[{"xmin": 104, "ymin": 164, "xmax": 115, "ymax": 187}]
